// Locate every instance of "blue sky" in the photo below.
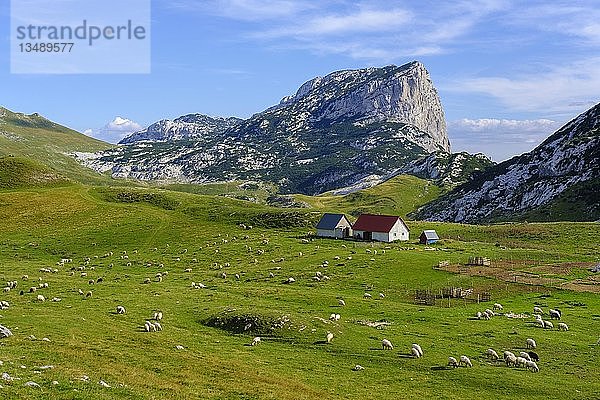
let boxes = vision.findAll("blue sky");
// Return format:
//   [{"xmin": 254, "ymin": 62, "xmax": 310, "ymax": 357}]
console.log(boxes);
[{"xmin": 1, "ymin": 0, "xmax": 599, "ymax": 161}]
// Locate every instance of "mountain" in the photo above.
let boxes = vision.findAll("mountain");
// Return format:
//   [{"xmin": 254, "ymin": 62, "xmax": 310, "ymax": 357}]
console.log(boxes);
[
  {"xmin": 77, "ymin": 61, "xmax": 487, "ymax": 194},
  {"xmin": 0, "ymin": 106, "xmax": 114, "ymax": 185},
  {"xmin": 119, "ymin": 114, "xmax": 243, "ymax": 144},
  {"xmin": 414, "ymin": 103, "xmax": 600, "ymax": 223}
]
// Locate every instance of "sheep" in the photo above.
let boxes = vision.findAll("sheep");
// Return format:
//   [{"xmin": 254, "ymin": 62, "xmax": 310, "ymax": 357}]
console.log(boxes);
[
  {"xmin": 505, "ymin": 353, "xmax": 517, "ymax": 367},
  {"xmin": 526, "ymin": 338, "xmax": 537, "ymax": 349},
  {"xmin": 29, "ymin": 287, "xmax": 37, "ymax": 293},
  {"xmin": 143, "ymin": 278, "xmax": 151, "ymax": 284},
  {"xmin": 558, "ymin": 322, "xmax": 569, "ymax": 331},
  {"xmin": 78, "ymin": 289, "xmax": 84, "ymax": 295},
  {"xmin": 154, "ymin": 322, "xmax": 163, "ymax": 331},
  {"xmin": 85, "ymin": 291, "xmax": 93, "ymax": 298},
  {"xmin": 412, "ymin": 344, "xmax": 423, "ymax": 357},
  {"xmin": 88, "ymin": 280, "xmax": 95, "ymax": 285},
  {"xmin": 251, "ymin": 337, "xmax": 261, "ymax": 346},
  {"xmin": 144, "ymin": 321, "xmax": 153, "ymax": 332},
  {"xmin": 153, "ymin": 311, "xmax": 163, "ymax": 321},
  {"xmin": 352, "ymin": 364, "xmax": 365, "ymax": 371},
  {"xmin": 326, "ymin": 332, "xmax": 334, "ymax": 343},
  {"xmin": 515, "ymin": 356, "xmax": 528, "ymax": 367},
  {"xmin": 448, "ymin": 356, "xmax": 459, "ymax": 368},
  {"xmin": 476, "ymin": 311, "xmax": 482, "ymax": 319},
  {"xmin": 486, "ymin": 348, "xmax": 499, "ymax": 360},
  {"xmin": 235, "ymin": 274, "xmax": 240, "ymax": 280},
  {"xmin": 363, "ymin": 293, "xmax": 372, "ymax": 299},
  {"xmin": 338, "ymin": 299, "xmax": 346, "ymax": 306},
  {"xmin": 411, "ymin": 347, "xmax": 421, "ymax": 358},
  {"xmin": 527, "ymin": 351, "xmax": 540, "ymax": 361},
  {"xmin": 549, "ymin": 309, "xmax": 561, "ymax": 320},
  {"xmin": 459, "ymin": 355, "xmax": 472, "ymax": 367},
  {"xmin": 493, "ymin": 303, "xmax": 503, "ymax": 311},
  {"xmin": 116, "ymin": 306, "xmax": 126, "ymax": 314},
  {"xmin": 519, "ymin": 352, "xmax": 531, "ymax": 361},
  {"xmin": 484, "ymin": 309, "xmax": 495, "ymax": 317},
  {"xmin": 533, "ymin": 306, "xmax": 544, "ymax": 314},
  {"xmin": 382, "ymin": 339, "xmax": 394, "ymax": 350},
  {"xmin": 543, "ymin": 320, "xmax": 554, "ymax": 329},
  {"xmin": 36, "ymin": 294, "xmax": 45, "ymax": 302},
  {"xmin": 525, "ymin": 360, "xmax": 539, "ymax": 372},
  {"xmin": 503, "ymin": 350, "xmax": 515, "ymax": 360},
  {"xmin": 379, "ymin": 293, "xmax": 385, "ymax": 299}
]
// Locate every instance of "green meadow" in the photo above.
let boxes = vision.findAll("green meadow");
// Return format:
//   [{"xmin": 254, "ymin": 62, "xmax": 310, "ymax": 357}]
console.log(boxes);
[{"xmin": 0, "ymin": 183, "xmax": 599, "ymax": 399}]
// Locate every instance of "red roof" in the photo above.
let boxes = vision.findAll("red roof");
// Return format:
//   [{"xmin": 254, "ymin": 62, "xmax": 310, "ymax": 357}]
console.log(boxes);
[{"xmin": 352, "ymin": 214, "xmax": 408, "ymax": 233}]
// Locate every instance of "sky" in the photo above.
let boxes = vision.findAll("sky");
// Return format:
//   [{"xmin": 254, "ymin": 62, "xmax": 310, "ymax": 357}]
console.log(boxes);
[{"xmin": 1, "ymin": 0, "xmax": 599, "ymax": 161}]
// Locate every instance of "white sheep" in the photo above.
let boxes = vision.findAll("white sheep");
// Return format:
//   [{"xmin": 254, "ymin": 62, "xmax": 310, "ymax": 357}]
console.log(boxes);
[
  {"xmin": 493, "ymin": 303, "xmax": 503, "ymax": 311},
  {"xmin": 36, "ymin": 294, "xmax": 45, "ymax": 302},
  {"xmin": 153, "ymin": 311, "xmax": 163, "ymax": 321},
  {"xmin": 338, "ymin": 299, "xmax": 346, "ymax": 306},
  {"xmin": 411, "ymin": 347, "xmax": 421, "ymax": 358},
  {"xmin": 486, "ymin": 348, "xmax": 499, "ymax": 360},
  {"xmin": 505, "ymin": 353, "xmax": 517, "ymax": 367},
  {"xmin": 515, "ymin": 356, "xmax": 528, "ymax": 367},
  {"xmin": 379, "ymin": 293, "xmax": 385, "ymax": 299},
  {"xmin": 144, "ymin": 321, "xmax": 152, "ymax": 332},
  {"xmin": 558, "ymin": 322, "xmax": 569, "ymax": 331},
  {"xmin": 525, "ymin": 360, "xmax": 539, "ymax": 372},
  {"xmin": 382, "ymin": 339, "xmax": 394, "ymax": 350},
  {"xmin": 543, "ymin": 320, "xmax": 554, "ymax": 329},
  {"xmin": 503, "ymin": 350, "xmax": 515, "ymax": 360},
  {"xmin": 459, "ymin": 355, "xmax": 472, "ymax": 367},
  {"xmin": 251, "ymin": 337, "xmax": 261, "ymax": 346},
  {"xmin": 363, "ymin": 293, "xmax": 372, "ymax": 299},
  {"xmin": 116, "ymin": 306, "xmax": 126, "ymax": 314},
  {"xmin": 526, "ymin": 338, "xmax": 537, "ymax": 349},
  {"xmin": 326, "ymin": 332, "xmax": 334, "ymax": 343},
  {"xmin": 412, "ymin": 344, "xmax": 423, "ymax": 357},
  {"xmin": 448, "ymin": 356, "xmax": 459, "ymax": 368},
  {"xmin": 533, "ymin": 306, "xmax": 543, "ymax": 314},
  {"xmin": 519, "ymin": 351, "xmax": 531, "ymax": 361},
  {"xmin": 154, "ymin": 322, "xmax": 163, "ymax": 331}
]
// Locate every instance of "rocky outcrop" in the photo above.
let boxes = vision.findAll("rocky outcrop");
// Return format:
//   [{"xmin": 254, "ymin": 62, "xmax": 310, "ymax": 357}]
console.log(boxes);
[
  {"xmin": 415, "ymin": 103, "xmax": 600, "ymax": 223},
  {"xmin": 79, "ymin": 61, "xmax": 455, "ymax": 194}
]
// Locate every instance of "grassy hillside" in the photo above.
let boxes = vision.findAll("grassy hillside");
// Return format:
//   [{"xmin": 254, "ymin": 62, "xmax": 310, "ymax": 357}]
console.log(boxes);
[
  {"xmin": 297, "ymin": 174, "xmax": 441, "ymax": 218},
  {"xmin": 0, "ymin": 156, "xmax": 71, "ymax": 190},
  {"xmin": 0, "ymin": 184, "xmax": 599, "ymax": 399},
  {"xmin": 0, "ymin": 106, "xmax": 115, "ymax": 185}
]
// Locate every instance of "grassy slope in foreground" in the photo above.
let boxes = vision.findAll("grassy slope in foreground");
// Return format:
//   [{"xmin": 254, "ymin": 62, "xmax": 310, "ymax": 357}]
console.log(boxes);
[
  {"xmin": 0, "ymin": 156, "xmax": 71, "ymax": 189},
  {"xmin": 0, "ymin": 106, "xmax": 115, "ymax": 185},
  {"xmin": 0, "ymin": 184, "xmax": 598, "ymax": 399}
]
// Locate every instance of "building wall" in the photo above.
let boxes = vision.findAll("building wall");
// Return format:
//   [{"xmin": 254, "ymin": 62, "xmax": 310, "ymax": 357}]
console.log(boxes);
[
  {"xmin": 355, "ymin": 220, "xmax": 409, "ymax": 242},
  {"xmin": 317, "ymin": 228, "xmax": 336, "ymax": 238}
]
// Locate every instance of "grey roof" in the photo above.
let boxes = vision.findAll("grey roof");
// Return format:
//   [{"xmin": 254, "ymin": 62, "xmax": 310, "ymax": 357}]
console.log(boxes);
[
  {"xmin": 421, "ymin": 230, "xmax": 440, "ymax": 240},
  {"xmin": 316, "ymin": 213, "xmax": 349, "ymax": 230}
]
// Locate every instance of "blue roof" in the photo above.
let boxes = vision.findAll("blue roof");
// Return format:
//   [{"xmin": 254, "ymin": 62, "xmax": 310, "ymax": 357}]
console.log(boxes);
[
  {"xmin": 421, "ymin": 230, "xmax": 440, "ymax": 240},
  {"xmin": 316, "ymin": 213, "xmax": 349, "ymax": 230}
]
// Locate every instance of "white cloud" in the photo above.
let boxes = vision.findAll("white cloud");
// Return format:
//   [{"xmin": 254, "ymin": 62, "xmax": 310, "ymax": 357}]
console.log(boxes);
[
  {"xmin": 84, "ymin": 117, "xmax": 143, "ymax": 144},
  {"xmin": 448, "ymin": 118, "xmax": 563, "ymax": 161},
  {"xmin": 451, "ymin": 58, "xmax": 600, "ymax": 117}
]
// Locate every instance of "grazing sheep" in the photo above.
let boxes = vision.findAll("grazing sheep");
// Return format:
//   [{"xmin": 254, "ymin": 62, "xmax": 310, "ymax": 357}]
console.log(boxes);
[
  {"xmin": 412, "ymin": 344, "xmax": 423, "ymax": 357},
  {"xmin": 143, "ymin": 278, "xmax": 151, "ymax": 284},
  {"xmin": 338, "ymin": 299, "xmax": 346, "ymax": 306},
  {"xmin": 352, "ymin": 364, "xmax": 365, "ymax": 371},
  {"xmin": 505, "ymin": 354, "xmax": 517, "ymax": 367},
  {"xmin": 515, "ymin": 357, "xmax": 528, "ymax": 367},
  {"xmin": 381, "ymin": 339, "xmax": 393, "ymax": 350},
  {"xmin": 153, "ymin": 311, "xmax": 163, "ymax": 321},
  {"xmin": 525, "ymin": 360, "xmax": 539, "ymax": 372},
  {"xmin": 526, "ymin": 338, "xmax": 537, "ymax": 349},
  {"xmin": 534, "ymin": 306, "xmax": 543, "ymax": 314},
  {"xmin": 29, "ymin": 287, "xmax": 36, "ymax": 293},
  {"xmin": 476, "ymin": 311, "xmax": 482, "ymax": 319},
  {"xmin": 448, "ymin": 356, "xmax": 459, "ymax": 368},
  {"xmin": 527, "ymin": 351, "xmax": 539, "ymax": 361},
  {"xmin": 269, "ymin": 272, "xmax": 275, "ymax": 278},
  {"xmin": 549, "ymin": 309, "xmax": 561, "ymax": 320},
  {"xmin": 251, "ymin": 337, "xmax": 261, "ymax": 346},
  {"xmin": 363, "ymin": 293, "xmax": 372, "ymax": 299},
  {"xmin": 558, "ymin": 322, "xmax": 569, "ymax": 331},
  {"xmin": 519, "ymin": 352, "xmax": 531, "ymax": 361},
  {"xmin": 36, "ymin": 294, "xmax": 45, "ymax": 302},
  {"xmin": 85, "ymin": 291, "xmax": 93, "ymax": 298},
  {"xmin": 326, "ymin": 332, "xmax": 334, "ymax": 343},
  {"xmin": 503, "ymin": 350, "xmax": 515, "ymax": 360},
  {"xmin": 154, "ymin": 322, "xmax": 163, "ymax": 331},
  {"xmin": 144, "ymin": 321, "xmax": 152, "ymax": 332},
  {"xmin": 116, "ymin": 306, "xmax": 126, "ymax": 314},
  {"xmin": 411, "ymin": 347, "xmax": 421, "ymax": 358},
  {"xmin": 459, "ymin": 355, "xmax": 472, "ymax": 367},
  {"xmin": 543, "ymin": 320, "xmax": 554, "ymax": 329},
  {"xmin": 486, "ymin": 348, "xmax": 499, "ymax": 360},
  {"xmin": 379, "ymin": 293, "xmax": 385, "ymax": 299},
  {"xmin": 493, "ymin": 303, "xmax": 503, "ymax": 311},
  {"xmin": 285, "ymin": 277, "xmax": 295, "ymax": 284}
]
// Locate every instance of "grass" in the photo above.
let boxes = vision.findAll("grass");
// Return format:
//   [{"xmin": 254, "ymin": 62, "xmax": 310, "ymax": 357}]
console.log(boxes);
[{"xmin": 0, "ymin": 183, "xmax": 599, "ymax": 399}]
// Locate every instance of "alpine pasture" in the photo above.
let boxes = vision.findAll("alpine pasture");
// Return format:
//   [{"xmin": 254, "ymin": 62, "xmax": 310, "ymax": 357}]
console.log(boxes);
[{"xmin": 0, "ymin": 184, "xmax": 599, "ymax": 399}]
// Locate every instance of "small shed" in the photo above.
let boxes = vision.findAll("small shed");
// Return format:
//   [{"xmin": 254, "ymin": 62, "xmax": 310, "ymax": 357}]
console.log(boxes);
[
  {"xmin": 352, "ymin": 214, "xmax": 409, "ymax": 242},
  {"xmin": 419, "ymin": 230, "xmax": 440, "ymax": 244},
  {"xmin": 316, "ymin": 213, "xmax": 353, "ymax": 239}
]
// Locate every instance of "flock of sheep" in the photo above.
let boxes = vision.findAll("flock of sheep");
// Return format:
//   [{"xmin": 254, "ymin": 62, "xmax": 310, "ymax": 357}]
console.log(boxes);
[{"xmin": 0, "ymin": 227, "xmax": 587, "ymax": 394}]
